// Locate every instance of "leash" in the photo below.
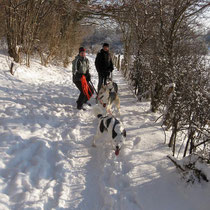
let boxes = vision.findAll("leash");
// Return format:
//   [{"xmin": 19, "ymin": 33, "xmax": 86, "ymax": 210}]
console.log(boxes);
[
  {"xmin": 89, "ymin": 80, "xmax": 106, "ymax": 107},
  {"xmin": 89, "ymin": 80, "xmax": 107, "ymax": 108},
  {"xmin": 89, "ymin": 80, "xmax": 98, "ymax": 96}
]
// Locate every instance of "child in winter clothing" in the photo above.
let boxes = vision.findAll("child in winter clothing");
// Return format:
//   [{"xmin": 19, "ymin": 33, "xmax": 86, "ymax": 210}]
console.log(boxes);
[{"xmin": 72, "ymin": 47, "xmax": 92, "ymax": 110}]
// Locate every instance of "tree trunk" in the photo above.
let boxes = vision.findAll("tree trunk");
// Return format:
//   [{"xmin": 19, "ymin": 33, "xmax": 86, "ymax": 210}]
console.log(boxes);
[{"xmin": 7, "ymin": 34, "xmax": 20, "ymax": 63}]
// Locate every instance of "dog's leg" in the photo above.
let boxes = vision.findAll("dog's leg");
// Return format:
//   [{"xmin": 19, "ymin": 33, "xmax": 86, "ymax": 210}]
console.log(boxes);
[
  {"xmin": 92, "ymin": 135, "xmax": 98, "ymax": 147},
  {"xmin": 92, "ymin": 128, "xmax": 101, "ymax": 147},
  {"xmin": 115, "ymin": 97, "xmax": 120, "ymax": 116},
  {"xmin": 106, "ymin": 103, "xmax": 112, "ymax": 114}
]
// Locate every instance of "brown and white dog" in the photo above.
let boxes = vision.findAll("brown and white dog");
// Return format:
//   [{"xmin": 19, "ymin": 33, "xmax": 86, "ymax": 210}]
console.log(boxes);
[{"xmin": 97, "ymin": 81, "xmax": 120, "ymax": 116}]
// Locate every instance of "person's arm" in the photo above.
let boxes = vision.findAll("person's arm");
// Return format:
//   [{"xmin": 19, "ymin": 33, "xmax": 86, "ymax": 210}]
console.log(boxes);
[
  {"xmin": 72, "ymin": 58, "xmax": 81, "ymax": 82},
  {"xmin": 85, "ymin": 59, "xmax": 91, "ymax": 81},
  {"xmin": 110, "ymin": 55, "xmax": 114, "ymax": 72},
  {"xmin": 77, "ymin": 59, "xmax": 81, "ymax": 73},
  {"xmin": 95, "ymin": 52, "xmax": 101, "ymax": 73},
  {"xmin": 72, "ymin": 58, "xmax": 78, "ymax": 82},
  {"xmin": 72, "ymin": 57, "xmax": 80, "ymax": 74},
  {"xmin": 72, "ymin": 59, "xmax": 76, "ymax": 75}
]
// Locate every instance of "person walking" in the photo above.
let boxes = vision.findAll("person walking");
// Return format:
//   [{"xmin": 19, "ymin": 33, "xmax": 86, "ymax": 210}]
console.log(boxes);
[
  {"xmin": 72, "ymin": 47, "xmax": 93, "ymax": 110},
  {"xmin": 95, "ymin": 43, "xmax": 114, "ymax": 92}
]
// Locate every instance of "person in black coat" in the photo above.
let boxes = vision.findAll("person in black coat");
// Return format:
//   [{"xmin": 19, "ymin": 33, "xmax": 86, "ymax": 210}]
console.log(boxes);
[{"xmin": 95, "ymin": 43, "xmax": 114, "ymax": 91}]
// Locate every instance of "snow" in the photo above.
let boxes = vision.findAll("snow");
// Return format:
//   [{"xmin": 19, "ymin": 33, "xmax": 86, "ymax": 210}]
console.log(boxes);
[{"xmin": 0, "ymin": 50, "xmax": 210, "ymax": 210}]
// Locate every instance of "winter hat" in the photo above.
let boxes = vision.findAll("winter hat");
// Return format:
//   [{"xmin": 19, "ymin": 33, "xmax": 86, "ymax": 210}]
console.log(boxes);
[
  {"xmin": 103, "ymin": 43, "xmax": 109, "ymax": 47},
  {"xmin": 79, "ymin": 47, "xmax": 86, "ymax": 53}
]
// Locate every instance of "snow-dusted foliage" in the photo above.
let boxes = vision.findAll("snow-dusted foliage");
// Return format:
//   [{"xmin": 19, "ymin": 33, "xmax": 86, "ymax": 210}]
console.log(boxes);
[{"xmin": 115, "ymin": 0, "xmax": 210, "ymax": 161}]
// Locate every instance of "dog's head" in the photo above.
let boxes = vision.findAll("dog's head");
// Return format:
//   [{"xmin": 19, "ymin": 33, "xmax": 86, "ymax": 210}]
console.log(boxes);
[
  {"xmin": 106, "ymin": 79, "xmax": 118, "ymax": 93},
  {"xmin": 106, "ymin": 79, "xmax": 114, "ymax": 91},
  {"xmin": 113, "ymin": 122, "xmax": 126, "ymax": 156},
  {"xmin": 98, "ymin": 85, "xmax": 109, "ymax": 102}
]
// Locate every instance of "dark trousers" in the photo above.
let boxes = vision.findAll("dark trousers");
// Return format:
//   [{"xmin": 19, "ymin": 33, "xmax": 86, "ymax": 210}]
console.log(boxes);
[
  {"xmin": 74, "ymin": 81, "xmax": 88, "ymax": 108},
  {"xmin": 98, "ymin": 72, "xmax": 110, "ymax": 92}
]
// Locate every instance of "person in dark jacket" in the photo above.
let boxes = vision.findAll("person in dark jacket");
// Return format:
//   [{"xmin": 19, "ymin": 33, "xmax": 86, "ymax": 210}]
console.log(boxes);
[
  {"xmin": 95, "ymin": 43, "xmax": 114, "ymax": 92},
  {"xmin": 72, "ymin": 47, "xmax": 92, "ymax": 110}
]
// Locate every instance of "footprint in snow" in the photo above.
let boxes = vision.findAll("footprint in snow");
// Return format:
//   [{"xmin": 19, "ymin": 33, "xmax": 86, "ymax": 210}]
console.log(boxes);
[{"xmin": 133, "ymin": 137, "xmax": 141, "ymax": 147}]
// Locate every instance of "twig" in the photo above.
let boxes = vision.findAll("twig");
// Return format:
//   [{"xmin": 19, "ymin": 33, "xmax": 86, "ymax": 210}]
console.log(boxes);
[
  {"xmin": 155, "ymin": 114, "xmax": 164, "ymax": 123},
  {"xmin": 167, "ymin": 155, "xmax": 185, "ymax": 171},
  {"xmin": 195, "ymin": 139, "xmax": 210, "ymax": 148}
]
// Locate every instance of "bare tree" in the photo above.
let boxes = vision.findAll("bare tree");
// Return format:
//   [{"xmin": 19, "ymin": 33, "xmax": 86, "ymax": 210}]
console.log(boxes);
[{"xmin": 2, "ymin": 0, "xmax": 93, "ymax": 66}]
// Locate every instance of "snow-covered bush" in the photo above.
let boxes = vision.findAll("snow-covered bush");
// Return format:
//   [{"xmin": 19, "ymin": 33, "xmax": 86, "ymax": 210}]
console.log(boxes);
[
  {"xmin": 168, "ymin": 154, "xmax": 210, "ymax": 183},
  {"xmin": 114, "ymin": 0, "xmax": 210, "ymax": 161}
]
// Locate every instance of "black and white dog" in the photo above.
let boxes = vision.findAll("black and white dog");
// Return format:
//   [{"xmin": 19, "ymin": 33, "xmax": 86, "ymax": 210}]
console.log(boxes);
[{"xmin": 92, "ymin": 111, "xmax": 126, "ymax": 156}]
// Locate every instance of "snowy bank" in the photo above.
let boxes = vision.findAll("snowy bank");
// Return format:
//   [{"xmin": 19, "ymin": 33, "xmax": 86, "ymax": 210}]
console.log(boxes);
[{"xmin": 0, "ymin": 52, "xmax": 209, "ymax": 210}]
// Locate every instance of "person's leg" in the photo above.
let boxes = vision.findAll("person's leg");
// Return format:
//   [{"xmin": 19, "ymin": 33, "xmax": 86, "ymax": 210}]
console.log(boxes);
[
  {"xmin": 104, "ymin": 72, "xmax": 110, "ymax": 85},
  {"xmin": 75, "ymin": 81, "xmax": 87, "ymax": 109},
  {"xmin": 98, "ymin": 73, "xmax": 103, "ymax": 92},
  {"xmin": 104, "ymin": 75, "xmax": 107, "ymax": 85}
]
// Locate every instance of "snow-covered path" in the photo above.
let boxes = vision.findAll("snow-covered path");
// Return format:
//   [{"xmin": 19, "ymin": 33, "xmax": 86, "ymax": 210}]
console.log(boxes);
[{"xmin": 0, "ymin": 51, "xmax": 209, "ymax": 210}]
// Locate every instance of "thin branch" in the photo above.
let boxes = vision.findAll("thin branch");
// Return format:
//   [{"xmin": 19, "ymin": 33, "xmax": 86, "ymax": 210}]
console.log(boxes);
[{"xmin": 167, "ymin": 155, "xmax": 185, "ymax": 171}]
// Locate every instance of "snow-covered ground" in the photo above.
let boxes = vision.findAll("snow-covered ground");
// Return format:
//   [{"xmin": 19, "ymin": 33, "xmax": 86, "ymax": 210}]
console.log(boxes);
[{"xmin": 0, "ymin": 50, "xmax": 209, "ymax": 210}]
